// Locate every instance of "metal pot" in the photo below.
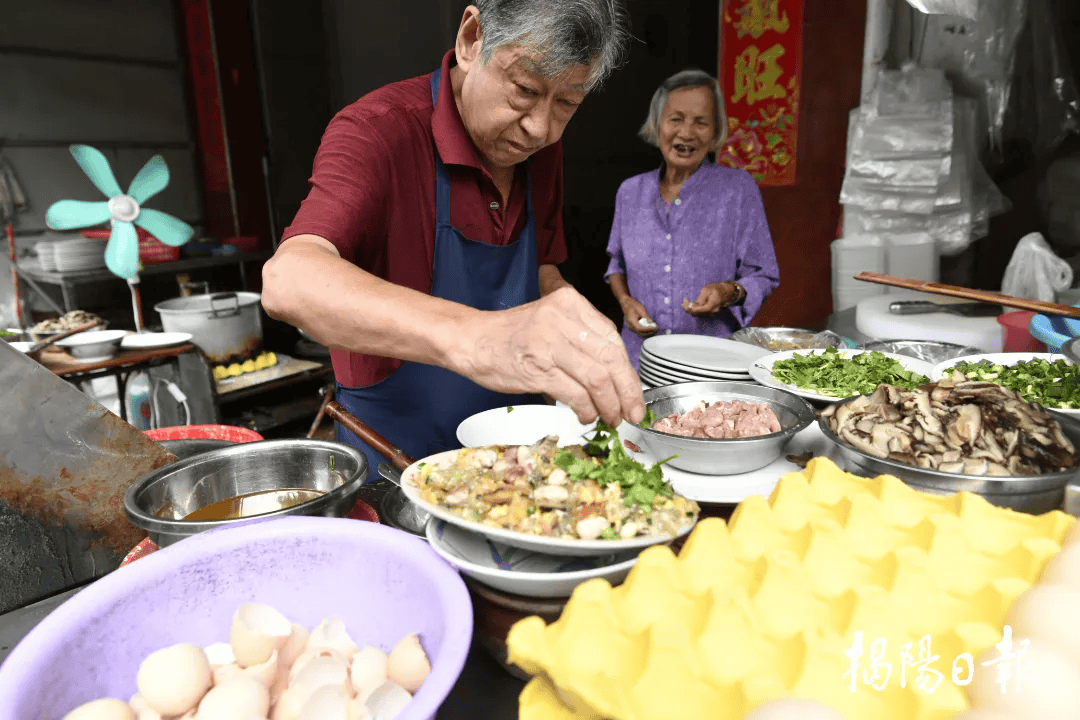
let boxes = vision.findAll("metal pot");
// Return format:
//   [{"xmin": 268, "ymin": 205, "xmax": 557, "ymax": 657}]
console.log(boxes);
[
  {"xmin": 125, "ymin": 439, "xmax": 368, "ymax": 547},
  {"xmin": 154, "ymin": 292, "xmax": 263, "ymax": 363}
]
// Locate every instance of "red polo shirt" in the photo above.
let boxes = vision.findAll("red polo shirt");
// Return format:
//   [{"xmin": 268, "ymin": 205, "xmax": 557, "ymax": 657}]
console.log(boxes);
[{"xmin": 283, "ymin": 50, "xmax": 569, "ymax": 387}]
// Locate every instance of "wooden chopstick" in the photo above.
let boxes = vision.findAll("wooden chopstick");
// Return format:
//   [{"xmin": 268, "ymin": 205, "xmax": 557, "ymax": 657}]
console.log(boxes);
[{"xmin": 852, "ymin": 272, "xmax": 1080, "ymax": 319}]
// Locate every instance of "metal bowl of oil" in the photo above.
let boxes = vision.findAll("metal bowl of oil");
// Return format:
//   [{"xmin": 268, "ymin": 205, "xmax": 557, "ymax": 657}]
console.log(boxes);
[{"xmin": 125, "ymin": 439, "xmax": 368, "ymax": 547}]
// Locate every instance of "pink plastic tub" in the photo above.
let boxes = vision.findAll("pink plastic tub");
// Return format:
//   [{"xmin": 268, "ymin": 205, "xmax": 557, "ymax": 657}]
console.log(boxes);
[
  {"xmin": 998, "ymin": 311, "xmax": 1047, "ymax": 352},
  {"xmin": 0, "ymin": 517, "xmax": 472, "ymax": 720}
]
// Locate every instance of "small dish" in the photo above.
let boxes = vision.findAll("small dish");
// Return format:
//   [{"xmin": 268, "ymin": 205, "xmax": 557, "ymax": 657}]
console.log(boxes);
[
  {"xmin": 54, "ymin": 329, "xmax": 129, "ymax": 361},
  {"xmin": 426, "ymin": 520, "xmax": 639, "ymax": 598}
]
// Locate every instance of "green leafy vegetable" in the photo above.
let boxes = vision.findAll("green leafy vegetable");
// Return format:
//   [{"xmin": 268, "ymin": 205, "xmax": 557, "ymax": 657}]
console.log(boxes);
[
  {"xmin": 639, "ymin": 407, "xmax": 657, "ymax": 429},
  {"xmin": 554, "ymin": 420, "xmax": 675, "ymax": 511},
  {"xmin": 950, "ymin": 358, "xmax": 1080, "ymax": 410},
  {"xmin": 770, "ymin": 347, "xmax": 929, "ymax": 398},
  {"xmin": 600, "ymin": 527, "xmax": 617, "ymax": 540},
  {"xmin": 507, "ymin": 406, "xmax": 514, "ymax": 413},
  {"xmin": 329, "ymin": 455, "xmax": 335, "ymax": 471},
  {"xmin": 0, "ymin": 329, "xmax": 18, "ymax": 339}
]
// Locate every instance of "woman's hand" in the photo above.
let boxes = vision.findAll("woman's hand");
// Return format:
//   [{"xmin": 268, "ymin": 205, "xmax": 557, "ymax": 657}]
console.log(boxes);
[
  {"xmin": 682, "ymin": 282, "xmax": 739, "ymax": 317},
  {"xmin": 620, "ymin": 296, "xmax": 659, "ymax": 337}
]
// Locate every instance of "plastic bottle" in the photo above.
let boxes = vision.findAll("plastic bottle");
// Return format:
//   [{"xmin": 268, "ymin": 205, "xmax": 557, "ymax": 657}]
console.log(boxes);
[{"xmin": 125, "ymin": 371, "xmax": 152, "ymax": 431}]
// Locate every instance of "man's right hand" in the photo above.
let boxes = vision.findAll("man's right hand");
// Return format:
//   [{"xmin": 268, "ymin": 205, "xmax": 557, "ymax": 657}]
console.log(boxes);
[
  {"xmin": 452, "ymin": 286, "xmax": 646, "ymax": 427},
  {"xmin": 620, "ymin": 297, "xmax": 658, "ymax": 338}
]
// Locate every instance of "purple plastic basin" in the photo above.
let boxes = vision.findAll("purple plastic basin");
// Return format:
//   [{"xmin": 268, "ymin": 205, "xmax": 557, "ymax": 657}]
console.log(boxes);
[{"xmin": 0, "ymin": 516, "xmax": 472, "ymax": 720}]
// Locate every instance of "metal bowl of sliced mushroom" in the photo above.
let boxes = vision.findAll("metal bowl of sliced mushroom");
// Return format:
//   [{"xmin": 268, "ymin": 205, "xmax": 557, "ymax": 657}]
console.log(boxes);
[{"xmin": 818, "ymin": 378, "xmax": 1080, "ymax": 514}]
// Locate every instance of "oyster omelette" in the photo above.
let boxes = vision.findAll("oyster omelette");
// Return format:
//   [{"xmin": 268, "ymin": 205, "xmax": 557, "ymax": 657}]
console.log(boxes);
[{"xmin": 412, "ymin": 425, "xmax": 699, "ymax": 541}]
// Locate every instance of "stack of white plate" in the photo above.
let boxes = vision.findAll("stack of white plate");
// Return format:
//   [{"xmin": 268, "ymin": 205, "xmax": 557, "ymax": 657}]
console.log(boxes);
[
  {"xmin": 52, "ymin": 238, "xmax": 106, "ymax": 273},
  {"xmin": 639, "ymin": 334, "xmax": 771, "ymax": 387},
  {"xmin": 35, "ymin": 242, "xmax": 57, "ymax": 272}
]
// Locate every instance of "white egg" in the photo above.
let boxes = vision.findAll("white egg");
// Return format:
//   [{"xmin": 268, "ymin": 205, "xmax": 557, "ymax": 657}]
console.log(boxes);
[
  {"xmin": 136, "ymin": 644, "xmax": 212, "ymax": 716},
  {"xmin": 967, "ymin": 639, "xmax": 1080, "ymax": 719},
  {"xmin": 385, "ymin": 635, "xmax": 430, "ymax": 694},
  {"xmin": 350, "ymin": 646, "xmax": 388, "ymax": 703},
  {"xmin": 230, "ymin": 603, "xmax": 293, "ymax": 668},
  {"xmin": 364, "ymin": 681, "xmax": 412, "ymax": 720},
  {"xmin": 194, "ymin": 676, "xmax": 269, "ymax": 720},
  {"xmin": 128, "ymin": 695, "xmax": 162, "ymax": 720},
  {"xmin": 743, "ymin": 698, "xmax": 845, "ymax": 719},
  {"xmin": 62, "ymin": 698, "xmax": 136, "ymax": 720},
  {"xmin": 297, "ymin": 685, "xmax": 349, "ymax": 720},
  {"xmin": 203, "ymin": 643, "xmax": 236, "ymax": 669},
  {"xmin": 1037, "ymin": 543, "xmax": 1080, "ymax": 588},
  {"xmin": 1006, "ymin": 583, "xmax": 1080, "ymax": 666},
  {"xmin": 307, "ymin": 616, "xmax": 358, "ymax": 658}
]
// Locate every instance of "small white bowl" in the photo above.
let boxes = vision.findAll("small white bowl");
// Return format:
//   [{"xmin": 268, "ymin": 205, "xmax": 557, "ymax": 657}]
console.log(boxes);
[
  {"xmin": 426, "ymin": 519, "xmax": 640, "ymax": 598},
  {"xmin": 456, "ymin": 404, "xmax": 593, "ymax": 448},
  {"xmin": 55, "ymin": 329, "xmax": 129, "ymax": 361}
]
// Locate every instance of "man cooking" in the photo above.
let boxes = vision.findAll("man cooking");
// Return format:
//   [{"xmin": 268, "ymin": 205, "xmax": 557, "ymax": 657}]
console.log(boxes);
[{"xmin": 261, "ymin": 0, "xmax": 642, "ymax": 474}]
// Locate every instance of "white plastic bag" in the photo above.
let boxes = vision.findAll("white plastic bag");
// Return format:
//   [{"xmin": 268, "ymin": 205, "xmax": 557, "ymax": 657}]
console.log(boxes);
[{"xmin": 1000, "ymin": 232, "xmax": 1073, "ymax": 302}]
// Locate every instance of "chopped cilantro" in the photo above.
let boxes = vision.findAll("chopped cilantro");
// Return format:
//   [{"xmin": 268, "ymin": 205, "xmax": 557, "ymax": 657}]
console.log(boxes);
[
  {"xmin": 639, "ymin": 407, "xmax": 657, "ymax": 429},
  {"xmin": 770, "ymin": 346, "xmax": 929, "ymax": 398},
  {"xmin": 527, "ymin": 506, "xmax": 537, "ymax": 515},
  {"xmin": 600, "ymin": 527, "xmax": 617, "ymax": 540},
  {"xmin": 554, "ymin": 421, "xmax": 675, "ymax": 511},
  {"xmin": 507, "ymin": 406, "xmax": 514, "ymax": 412},
  {"xmin": 329, "ymin": 455, "xmax": 335, "ymax": 471}
]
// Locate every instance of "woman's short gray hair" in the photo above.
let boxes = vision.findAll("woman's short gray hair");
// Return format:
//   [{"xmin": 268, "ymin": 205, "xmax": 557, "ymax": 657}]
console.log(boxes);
[
  {"xmin": 638, "ymin": 69, "xmax": 728, "ymax": 149},
  {"xmin": 475, "ymin": 0, "xmax": 630, "ymax": 91}
]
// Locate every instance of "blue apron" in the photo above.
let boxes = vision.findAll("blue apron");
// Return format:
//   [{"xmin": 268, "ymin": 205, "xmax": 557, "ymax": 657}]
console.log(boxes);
[{"xmin": 336, "ymin": 67, "xmax": 544, "ymax": 475}]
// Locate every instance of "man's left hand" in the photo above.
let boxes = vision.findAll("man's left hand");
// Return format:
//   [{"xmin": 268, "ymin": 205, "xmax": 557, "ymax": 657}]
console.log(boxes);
[{"xmin": 682, "ymin": 282, "xmax": 739, "ymax": 316}]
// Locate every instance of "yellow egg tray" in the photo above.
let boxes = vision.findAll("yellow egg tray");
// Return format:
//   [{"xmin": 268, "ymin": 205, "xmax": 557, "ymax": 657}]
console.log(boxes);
[
  {"xmin": 212, "ymin": 352, "xmax": 278, "ymax": 382},
  {"xmin": 507, "ymin": 457, "xmax": 1076, "ymax": 720}
]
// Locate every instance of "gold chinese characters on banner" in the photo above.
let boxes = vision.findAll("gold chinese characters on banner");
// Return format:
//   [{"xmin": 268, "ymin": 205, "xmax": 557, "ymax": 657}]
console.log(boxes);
[{"xmin": 718, "ymin": 0, "xmax": 805, "ymax": 186}]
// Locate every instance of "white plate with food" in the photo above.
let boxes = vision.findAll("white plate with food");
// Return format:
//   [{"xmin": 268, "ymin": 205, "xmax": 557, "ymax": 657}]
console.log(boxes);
[
  {"xmin": 121, "ymin": 332, "xmax": 195, "ymax": 350},
  {"xmin": 749, "ymin": 347, "xmax": 935, "ymax": 404},
  {"xmin": 931, "ymin": 352, "xmax": 1080, "ymax": 417},
  {"xmin": 425, "ymin": 520, "xmax": 640, "ymax": 598},
  {"xmin": 642, "ymin": 335, "xmax": 771, "ymax": 374},
  {"xmin": 400, "ymin": 438, "xmax": 699, "ymax": 557}
]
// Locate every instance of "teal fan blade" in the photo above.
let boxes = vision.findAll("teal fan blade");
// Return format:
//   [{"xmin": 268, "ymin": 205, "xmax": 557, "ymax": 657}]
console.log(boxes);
[
  {"xmin": 134, "ymin": 208, "xmax": 193, "ymax": 247},
  {"xmin": 104, "ymin": 222, "xmax": 139, "ymax": 280},
  {"xmin": 45, "ymin": 200, "xmax": 111, "ymax": 230},
  {"xmin": 127, "ymin": 155, "xmax": 169, "ymax": 204},
  {"xmin": 45, "ymin": 144, "xmax": 195, "ymax": 280},
  {"xmin": 70, "ymin": 145, "xmax": 123, "ymax": 198}
]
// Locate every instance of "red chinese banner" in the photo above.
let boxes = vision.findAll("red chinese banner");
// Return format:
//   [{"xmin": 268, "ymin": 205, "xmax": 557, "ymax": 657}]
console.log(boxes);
[{"xmin": 717, "ymin": 0, "xmax": 805, "ymax": 186}]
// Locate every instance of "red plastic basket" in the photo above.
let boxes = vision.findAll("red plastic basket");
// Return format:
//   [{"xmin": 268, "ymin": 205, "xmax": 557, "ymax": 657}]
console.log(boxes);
[
  {"xmin": 143, "ymin": 424, "xmax": 264, "ymax": 443},
  {"xmin": 80, "ymin": 228, "xmax": 180, "ymax": 265}
]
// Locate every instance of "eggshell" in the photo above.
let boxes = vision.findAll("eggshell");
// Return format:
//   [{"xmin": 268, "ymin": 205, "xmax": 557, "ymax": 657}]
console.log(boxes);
[
  {"xmin": 307, "ymin": 616, "xmax": 358, "ymax": 658},
  {"xmin": 288, "ymin": 648, "xmax": 348, "ymax": 684},
  {"xmin": 194, "ymin": 676, "xmax": 269, "ymax": 720},
  {"xmin": 1006, "ymin": 583, "xmax": 1080, "ymax": 666},
  {"xmin": 347, "ymin": 697, "xmax": 374, "ymax": 720},
  {"xmin": 128, "ymin": 695, "xmax": 162, "ymax": 720},
  {"xmin": 291, "ymin": 655, "xmax": 351, "ymax": 694},
  {"xmin": 212, "ymin": 663, "xmax": 244, "ymax": 687},
  {"xmin": 230, "ymin": 603, "xmax": 293, "ymax": 668},
  {"xmin": 61, "ymin": 698, "xmax": 136, "ymax": 720},
  {"xmin": 297, "ymin": 685, "xmax": 349, "ymax": 720},
  {"xmin": 967, "ymin": 638, "xmax": 1080, "ymax": 719},
  {"xmin": 364, "ymin": 681, "xmax": 412, "ymax": 720},
  {"xmin": 136, "ymin": 643, "xmax": 212, "ymax": 716},
  {"xmin": 203, "ymin": 643, "xmax": 236, "ymax": 669},
  {"xmin": 1037, "ymin": 543, "xmax": 1080, "ymax": 588},
  {"xmin": 743, "ymin": 698, "xmax": 845, "ymax": 719},
  {"xmin": 280, "ymin": 624, "xmax": 311, "ymax": 671},
  {"xmin": 385, "ymin": 635, "xmax": 430, "ymax": 694},
  {"xmin": 271, "ymin": 685, "xmax": 313, "ymax": 720},
  {"xmin": 350, "ymin": 646, "xmax": 389, "ymax": 703},
  {"xmin": 242, "ymin": 649, "xmax": 279, "ymax": 687}
]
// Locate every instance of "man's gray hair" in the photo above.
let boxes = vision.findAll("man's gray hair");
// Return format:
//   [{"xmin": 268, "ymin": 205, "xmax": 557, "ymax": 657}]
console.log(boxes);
[
  {"xmin": 639, "ymin": 69, "xmax": 728, "ymax": 149},
  {"xmin": 474, "ymin": 0, "xmax": 630, "ymax": 91}
]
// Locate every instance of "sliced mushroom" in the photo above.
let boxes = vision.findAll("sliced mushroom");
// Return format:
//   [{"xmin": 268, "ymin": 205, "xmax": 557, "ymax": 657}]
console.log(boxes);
[
  {"xmin": 841, "ymin": 427, "xmax": 889, "ymax": 459},
  {"xmin": 938, "ymin": 461, "xmax": 965, "ymax": 473},
  {"xmin": 951, "ymin": 404, "xmax": 983, "ymax": 445},
  {"xmin": 962, "ymin": 458, "xmax": 989, "ymax": 476}
]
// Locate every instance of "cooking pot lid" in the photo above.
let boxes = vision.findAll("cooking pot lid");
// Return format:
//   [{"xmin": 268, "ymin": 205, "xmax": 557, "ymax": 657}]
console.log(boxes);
[{"xmin": 155, "ymin": 291, "xmax": 262, "ymax": 313}]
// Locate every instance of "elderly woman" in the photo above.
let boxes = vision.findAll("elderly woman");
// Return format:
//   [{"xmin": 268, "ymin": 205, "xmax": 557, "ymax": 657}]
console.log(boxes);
[{"xmin": 605, "ymin": 68, "xmax": 780, "ymax": 368}]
